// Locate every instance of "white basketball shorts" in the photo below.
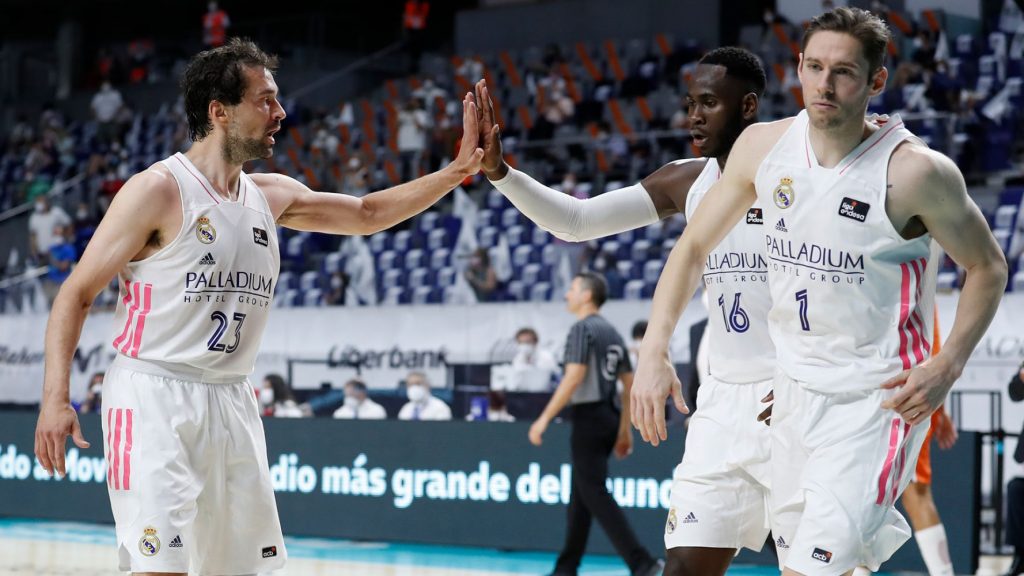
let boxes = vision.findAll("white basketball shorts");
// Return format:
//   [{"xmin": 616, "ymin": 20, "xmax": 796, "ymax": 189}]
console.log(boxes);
[
  {"xmin": 664, "ymin": 374, "xmax": 773, "ymax": 552},
  {"xmin": 770, "ymin": 371, "xmax": 929, "ymax": 576},
  {"xmin": 102, "ymin": 357, "xmax": 287, "ymax": 574}
]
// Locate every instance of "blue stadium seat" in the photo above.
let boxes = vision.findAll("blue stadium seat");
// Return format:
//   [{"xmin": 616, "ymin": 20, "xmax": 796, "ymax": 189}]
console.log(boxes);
[
  {"xmin": 299, "ymin": 270, "xmax": 322, "ymax": 291},
  {"xmin": 507, "ymin": 225, "xmax": 526, "ymax": 246},
  {"xmin": 531, "ymin": 227, "xmax": 550, "ymax": 247},
  {"xmin": 378, "ymin": 250, "xmax": 399, "ymax": 271},
  {"xmin": 616, "ymin": 260, "xmax": 635, "ymax": 280},
  {"xmin": 324, "ymin": 251, "xmax": 345, "ymax": 274},
  {"xmin": 276, "ymin": 271, "xmax": 296, "ymax": 291},
  {"xmin": 405, "ymin": 248, "xmax": 425, "ymax": 270},
  {"xmin": 1013, "ymin": 270, "xmax": 1024, "ymax": 292},
  {"xmin": 616, "ymin": 229, "xmax": 635, "ymax": 244},
  {"xmin": 937, "ymin": 271, "xmax": 958, "ymax": 292},
  {"xmin": 644, "ymin": 221, "xmax": 664, "ymax": 241},
  {"xmin": 529, "ymin": 282, "xmax": 551, "ymax": 302},
  {"xmin": 477, "ymin": 209, "xmax": 496, "ymax": 229},
  {"xmin": 383, "ymin": 286, "xmax": 405, "ymax": 305},
  {"xmin": 430, "ymin": 248, "xmax": 451, "ymax": 269},
  {"xmin": 996, "ymin": 204, "xmax": 1018, "ymax": 229},
  {"xmin": 631, "ymin": 239, "xmax": 652, "ymax": 263},
  {"xmin": 427, "ymin": 228, "xmax": 449, "ymax": 250},
  {"xmin": 382, "ymin": 269, "xmax": 405, "ymax": 290},
  {"xmin": 487, "ymin": 188, "xmax": 506, "ymax": 210},
  {"xmin": 506, "ymin": 280, "xmax": 525, "ymax": 301},
  {"xmin": 394, "ymin": 230, "xmax": 413, "ymax": 252},
  {"xmin": 418, "ymin": 211, "xmax": 439, "ymax": 233},
  {"xmin": 541, "ymin": 244, "xmax": 558, "ymax": 267},
  {"xmin": 501, "ymin": 207, "xmax": 521, "ymax": 228},
  {"xmin": 623, "ymin": 279, "xmax": 646, "ymax": 301},
  {"xmin": 480, "ymin": 226, "xmax": 499, "ymax": 249},
  {"xmin": 437, "ymin": 267, "xmax": 457, "ymax": 287},
  {"xmin": 303, "ymin": 288, "xmax": 324, "ymax": 307},
  {"xmin": 369, "ymin": 231, "xmax": 391, "ymax": 254},
  {"xmin": 409, "ymin": 268, "xmax": 430, "ymax": 288},
  {"xmin": 513, "ymin": 245, "xmax": 535, "ymax": 269},
  {"xmin": 661, "ymin": 238, "xmax": 675, "ymax": 259},
  {"xmin": 643, "ymin": 260, "xmax": 663, "ymax": 284},
  {"xmin": 411, "ymin": 285, "xmax": 433, "ymax": 305},
  {"xmin": 521, "ymin": 263, "xmax": 543, "ymax": 285}
]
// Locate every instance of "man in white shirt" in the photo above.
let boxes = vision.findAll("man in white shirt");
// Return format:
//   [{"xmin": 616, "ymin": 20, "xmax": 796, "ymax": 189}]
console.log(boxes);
[
  {"xmin": 91, "ymin": 81, "xmax": 124, "ymax": 143},
  {"xmin": 333, "ymin": 378, "xmax": 387, "ymax": 420},
  {"xmin": 398, "ymin": 371, "xmax": 452, "ymax": 421},
  {"xmin": 28, "ymin": 195, "xmax": 70, "ymax": 263},
  {"xmin": 510, "ymin": 327, "xmax": 559, "ymax": 392}
]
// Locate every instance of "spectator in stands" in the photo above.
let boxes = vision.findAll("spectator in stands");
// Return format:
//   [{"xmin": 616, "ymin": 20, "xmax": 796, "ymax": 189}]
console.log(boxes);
[
  {"xmin": 333, "ymin": 378, "xmax": 387, "ymax": 420},
  {"xmin": 91, "ymin": 81, "xmax": 124, "ymax": 145},
  {"xmin": 260, "ymin": 373, "xmax": 304, "ymax": 418},
  {"xmin": 466, "ymin": 390, "xmax": 516, "ymax": 422},
  {"xmin": 412, "ymin": 77, "xmax": 447, "ymax": 105},
  {"xmin": 509, "ymin": 327, "xmax": 559, "ymax": 392},
  {"xmin": 28, "ymin": 195, "xmax": 70, "ymax": 265},
  {"xmin": 324, "ymin": 270, "xmax": 350, "ymax": 305},
  {"xmin": 20, "ymin": 170, "xmax": 52, "ymax": 204},
  {"xmin": 43, "ymin": 224, "xmax": 76, "ymax": 305},
  {"xmin": 78, "ymin": 372, "xmax": 105, "ymax": 414},
  {"xmin": 530, "ymin": 67, "xmax": 575, "ymax": 142},
  {"xmin": 203, "ymin": 1, "xmax": 231, "ymax": 49},
  {"xmin": 628, "ymin": 320, "xmax": 647, "ymax": 368},
  {"xmin": 398, "ymin": 371, "xmax": 451, "ymax": 420},
  {"xmin": 398, "ymin": 98, "xmax": 430, "ymax": 182},
  {"xmin": 464, "ymin": 247, "xmax": 497, "ymax": 302},
  {"xmin": 341, "ymin": 156, "xmax": 370, "ymax": 197}
]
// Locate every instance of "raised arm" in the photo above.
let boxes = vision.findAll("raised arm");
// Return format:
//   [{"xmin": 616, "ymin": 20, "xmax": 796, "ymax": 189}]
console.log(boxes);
[
  {"xmin": 36, "ymin": 167, "xmax": 179, "ymax": 477},
  {"xmin": 475, "ymin": 80, "xmax": 699, "ymax": 242},
  {"xmin": 259, "ymin": 93, "xmax": 483, "ymax": 235},
  {"xmin": 631, "ymin": 122, "xmax": 777, "ymax": 446},
  {"xmin": 881, "ymin": 145, "xmax": 1008, "ymax": 423}
]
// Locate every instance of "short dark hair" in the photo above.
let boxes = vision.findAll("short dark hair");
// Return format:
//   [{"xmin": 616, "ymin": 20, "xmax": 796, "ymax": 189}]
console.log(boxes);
[
  {"xmin": 631, "ymin": 320, "xmax": 648, "ymax": 340},
  {"xmin": 802, "ymin": 7, "xmax": 891, "ymax": 75},
  {"xmin": 345, "ymin": 378, "xmax": 368, "ymax": 394},
  {"xmin": 515, "ymin": 327, "xmax": 538, "ymax": 342},
  {"xmin": 264, "ymin": 373, "xmax": 294, "ymax": 402},
  {"xmin": 181, "ymin": 38, "xmax": 279, "ymax": 142},
  {"xmin": 699, "ymin": 46, "xmax": 767, "ymax": 97},
  {"xmin": 575, "ymin": 271, "xmax": 608, "ymax": 308}
]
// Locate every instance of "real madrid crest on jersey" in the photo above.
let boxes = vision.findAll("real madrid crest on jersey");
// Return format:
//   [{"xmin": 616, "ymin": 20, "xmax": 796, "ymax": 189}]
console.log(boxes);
[
  {"xmin": 139, "ymin": 526, "xmax": 161, "ymax": 556},
  {"xmin": 665, "ymin": 507, "xmax": 677, "ymax": 534},
  {"xmin": 773, "ymin": 177, "xmax": 795, "ymax": 209},
  {"xmin": 196, "ymin": 216, "xmax": 217, "ymax": 244}
]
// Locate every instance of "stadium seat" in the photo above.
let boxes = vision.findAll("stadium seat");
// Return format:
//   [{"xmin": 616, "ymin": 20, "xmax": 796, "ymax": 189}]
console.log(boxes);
[
  {"xmin": 302, "ymin": 288, "xmax": 324, "ymax": 307},
  {"xmin": 631, "ymin": 239, "xmax": 652, "ymax": 263},
  {"xmin": 411, "ymin": 285, "xmax": 433, "ymax": 304},
  {"xmin": 409, "ymin": 268, "xmax": 430, "ymax": 288},
  {"xmin": 996, "ymin": 204, "xmax": 1018, "ymax": 230},
  {"xmin": 936, "ymin": 271, "xmax": 958, "ymax": 292},
  {"xmin": 541, "ymin": 244, "xmax": 558, "ymax": 267},
  {"xmin": 502, "ymin": 207, "xmax": 521, "ymax": 228},
  {"xmin": 521, "ymin": 263, "xmax": 543, "ymax": 285},
  {"xmin": 437, "ymin": 267, "xmax": 457, "ymax": 287},
  {"xmin": 643, "ymin": 260, "xmax": 663, "ymax": 284},
  {"xmin": 506, "ymin": 280, "xmax": 525, "ymax": 301},
  {"xmin": 299, "ymin": 270, "xmax": 322, "ymax": 291},
  {"xmin": 531, "ymin": 227, "xmax": 550, "ymax": 246},
  {"xmin": 405, "ymin": 248, "xmax": 425, "ymax": 270},
  {"xmin": 1013, "ymin": 270, "xmax": 1024, "ymax": 292},
  {"xmin": 369, "ymin": 231, "xmax": 391, "ymax": 254},
  {"xmin": 324, "ymin": 251, "xmax": 345, "ymax": 274},
  {"xmin": 393, "ymin": 230, "xmax": 413, "ymax": 252},
  {"xmin": 378, "ymin": 250, "xmax": 399, "ymax": 270},
  {"xmin": 427, "ymin": 228, "xmax": 449, "ymax": 250},
  {"xmin": 529, "ymin": 282, "xmax": 552, "ymax": 302},
  {"xmin": 418, "ymin": 211, "xmax": 439, "ymax": 233},
  {"xmin": 430, "ymin": 248, "xmax": 451, "ymax": 269},
  {"xmin": 616, "ymin": 260, "xmax": 634, "ymax": 280},
  {"xmin": 480, "ymin": 226, "xmax": 499, "ymax": 249},
  {"xmin": 382, "ymin": 269, "xmax": 404, "ymax": 290},
  {"xmin": 623, "ymin": 279, "xmax": 645, "ymax": 300},
  {"xmin": 513, "ymin": 245, "xmax": 535, "ymax": 268},
  {"xmin": 383, "ymin": 286, "xmax": 404, "ymax": 305}
]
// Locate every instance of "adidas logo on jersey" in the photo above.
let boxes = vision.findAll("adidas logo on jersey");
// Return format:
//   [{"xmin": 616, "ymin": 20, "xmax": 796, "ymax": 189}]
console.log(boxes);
[
  {"xmin": 169, "ymin": 535, "xmax": 183, "ymax": 548},
  {"xmin": 775, "ymin": 536, "xmax": 789, "ymax": 549},
  {"xmin": 775, "ymin": 218, "xmax": 788, "ymax": 232},
  {"xmin": 838, "ymin": 197, "xmax": 870, "ymax": 222},
  {"xmin": 199, "ymin": 253, "xmax": 216, "ymax": 266},
  {"xmin": 682, "ymin": 512, "xmax": 697, "ymax": 524}
]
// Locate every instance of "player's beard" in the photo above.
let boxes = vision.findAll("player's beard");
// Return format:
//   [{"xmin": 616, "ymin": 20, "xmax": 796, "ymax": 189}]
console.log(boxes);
[{"xmin": 222, "ymin": 122, "xmax": 272, "ymax": 164}]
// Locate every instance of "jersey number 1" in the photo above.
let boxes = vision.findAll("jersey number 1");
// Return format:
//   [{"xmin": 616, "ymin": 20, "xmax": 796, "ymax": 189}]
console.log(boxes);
[
  {"xmin": 795, "ymin": 290, "xmax": 810, "ymax": 331},
  {"xmin": 208, "ymin": 311, "xmax": 247, "ymax": 353}
]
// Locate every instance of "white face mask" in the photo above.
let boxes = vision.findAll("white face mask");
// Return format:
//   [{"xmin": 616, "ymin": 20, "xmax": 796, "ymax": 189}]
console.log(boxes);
[
  {"xmin": 259, "ymin": 387, "xmax": 275, "ymax": 405},
  {"xmin": 516, "ymin": 343, "xmax": 535, "ymax": 356},
  {"xmin": 406, "ymin": 385, "xmax": 427, "ymax": 403},
  {"xmin": 34, "ymin": 202, "xmax": 45, "ymax": 213},
  {"xmin": 90, "ymin": 383, "xmax": 103, "ymax": 395}
]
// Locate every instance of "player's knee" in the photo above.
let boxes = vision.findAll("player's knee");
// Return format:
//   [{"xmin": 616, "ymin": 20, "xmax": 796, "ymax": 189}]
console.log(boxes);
[{"xmin": 903, "ymin": 480, "xmax": 931, "ymax": 501}]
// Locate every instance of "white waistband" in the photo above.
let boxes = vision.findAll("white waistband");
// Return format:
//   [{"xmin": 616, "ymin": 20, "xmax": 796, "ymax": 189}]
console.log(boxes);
[{"xmin": 109, "ymin": 355, "xmax": 249, "ymax": 384}]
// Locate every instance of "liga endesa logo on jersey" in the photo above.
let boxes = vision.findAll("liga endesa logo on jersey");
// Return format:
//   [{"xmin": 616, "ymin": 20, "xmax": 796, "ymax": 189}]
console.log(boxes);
[{"xmin": 838, "ymin": 197, "xmax": 870, "ymax": 222}]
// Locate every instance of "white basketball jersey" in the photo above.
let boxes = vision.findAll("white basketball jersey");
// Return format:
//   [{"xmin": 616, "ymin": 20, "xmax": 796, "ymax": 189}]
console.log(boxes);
[
  {"xmin": 110, "ymin": 153, "xmax": 280, "ymax": 377},
  {"xmin": 684, "ymin": 158, "xmax": 774, "ymax": 383},
  {"xmin": 754, "ymin": 112, "xmax": 935, "ymax": 392}
]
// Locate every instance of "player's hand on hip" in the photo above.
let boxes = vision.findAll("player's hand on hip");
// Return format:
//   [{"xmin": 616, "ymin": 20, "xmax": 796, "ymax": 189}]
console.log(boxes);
[
  {"xmin": 880, "ymin": 357, "xmax": 956, "ymax": 425},
  {"xmin": 756, "ymin": 389, "xmax": 773, "ymax": 426},
  {"xmin": 474, "ymin": 80, "xmax": 505, "ymax": 178},
  {"xmin": 35, "ymin": 401, "xmax": 90, "ymax": 478},
  {"xmin": 449, "ymin": 92, "xmax": 485, "ymax": 178},
  {"xmin": 528, "ymin": 419, "xmax": 546, "ymax": 446},
  {"xmin": 631, "ymin": 350, "xmax": 687, "ymax": 447}
]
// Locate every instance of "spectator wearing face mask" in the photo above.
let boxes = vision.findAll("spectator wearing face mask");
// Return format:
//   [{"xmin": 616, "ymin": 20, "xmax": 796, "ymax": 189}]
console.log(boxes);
[
  {"xmin": 259, "ymin": 373, "xmax": 304, "ymax": 418},
  {"xmin": 398, "ymin": 371, "xmax": 451, "ymax": 420},
  {"xmin": 28, "ymin": 195, "xmax": 70, "ymax": 265},
  {"xmin": 78, "ymin": 372, "xmax": 105, "ymax": 414},
  {"xmin": 509, "ymin": 327, "xmax": 559, "ymax": 392},
  {"xmin": 333, "ymin": 378, "xmax": 387, "ymax": 420}
]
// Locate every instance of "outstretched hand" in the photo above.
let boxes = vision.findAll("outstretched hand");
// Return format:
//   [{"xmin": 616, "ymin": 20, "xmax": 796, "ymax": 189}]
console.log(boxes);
[
  {"xmin": 450, "ymin": 92, "xmax": 485, "ymax": 179},
  {"xmin": 473, "ymin": 80, "xmax": 507, "ymax": 180}
]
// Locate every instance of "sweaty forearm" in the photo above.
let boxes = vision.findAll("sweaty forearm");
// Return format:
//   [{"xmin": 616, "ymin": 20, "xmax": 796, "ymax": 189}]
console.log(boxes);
[
  {"xmin": 939, "ymin": 259, "xmax": 1007, "ymax": 375},
  {"xmin": 42, "ymin": 288, "xmax": 93, "ymax": 404},
  {"xmin": 489, "ymin": 168, "xmax": 659, "ymax": 242}
]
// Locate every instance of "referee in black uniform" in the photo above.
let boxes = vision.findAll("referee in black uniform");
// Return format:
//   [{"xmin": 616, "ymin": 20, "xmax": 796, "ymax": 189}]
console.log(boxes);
[{"xmin": 529, "ymin": 271, "xmax": 663, "ymax": 576}]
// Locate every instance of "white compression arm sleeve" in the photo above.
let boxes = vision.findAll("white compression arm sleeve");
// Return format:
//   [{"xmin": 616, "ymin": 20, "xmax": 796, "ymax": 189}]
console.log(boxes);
[{"xmin": 489, "ymin": 168, "xmax": 660, "ymax": 242}]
